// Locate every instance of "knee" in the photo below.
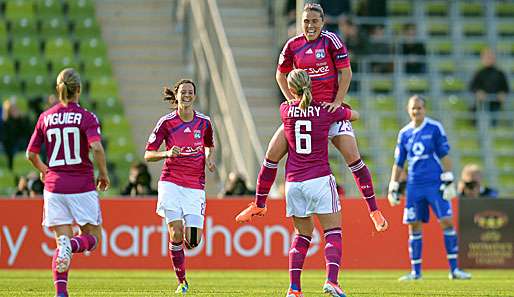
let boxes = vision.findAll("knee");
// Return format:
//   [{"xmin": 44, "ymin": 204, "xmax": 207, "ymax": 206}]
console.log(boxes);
[
  {"xmin": 440, "ymin": 219, "xmax": 454, "ymax": 229},
  {"xmin": 185, "ymin": 227, "xmax": 201, "ymax": 249},
  {"xmin": 170, "ymin": 227, "xmax": 184, "ymax": 243},
  {"xmin": 409, "ymin": 222, "xmax": 423, "ymax": 233},
  {"xmin": 332, "ymin": 136, "xmax": 361, "ymax": 164}
]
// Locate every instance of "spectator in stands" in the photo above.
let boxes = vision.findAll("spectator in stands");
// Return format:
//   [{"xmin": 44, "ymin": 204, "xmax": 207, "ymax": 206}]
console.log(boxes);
[
  {"xmin": 14, "ymin": 175, "xmax": 30, "ymax": 197},
  {"xmin": 401, "ymin": 23, "xmax": 426, "ymax": 74},
  {"xmin": 356, "ymin": 0, "xmax": 387, "ymax": 33},
  {"xmin": 368, "ymin": 25, "xmax": 393, "ymax": 73},
  {"xmin": 14, "ymin": 172, "xmax": 44, "ymax": 198},
  {"xmin": 318, "ymin": 0, "xmax": 351, "ymax": 35},
  {"xmin": 2, "ymin": 99, "xmax": 32, "ymax": 170},
  {"xmin": 469, "ymin": 48, "xmax": 509, "ymax": 126},
  {"xmin": 121, "ymin": 162, "xmax": 157, "ymax": 196},
  {"xmin": 340, "ymin": 17, "xmax": 369, "ymax": 75},
  {"xmin": 458, "ymin": 164, "xmax": 498, "ymax": 199},
  {"xmin": 218, "ymin": 171, "xmax": 255, "ymax": 197},
  {"xmin": 46, "ymin": 94, "xmax": 59, "ymax": 109}
]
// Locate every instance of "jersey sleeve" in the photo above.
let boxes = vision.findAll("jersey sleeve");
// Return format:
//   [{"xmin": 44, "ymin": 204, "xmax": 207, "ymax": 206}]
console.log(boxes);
[
  {"xmin": 84, "ymin": 112, "xmax": 102, "ymax": 144},
  {"xmin": 204, "ymin": 120, "xmax": 214, "ymax": 147},
  {"xmin": 434, "ymin": 124, "xmax": 450, "ymax": 158},
  {"xmin": 146, "ymin": 119, "xmax": 167, "ymax": 151},
  {"xmin": 277, "ymin": 39, "xmax": 294, "ymax": 73},
  {"xmin": 394, "ymin": 132, "xmax": 407, "ymax": 167},
  {"xmin": 333, "ymin": 107, "xmax": 352, "ymax": 122},
  {"xmin": 26, "ymin": 115, "xmax": 44, "ymax": 154},
  {"xmin": 327, "ymin": 32, "xmax": 350, "ymax": 69}
]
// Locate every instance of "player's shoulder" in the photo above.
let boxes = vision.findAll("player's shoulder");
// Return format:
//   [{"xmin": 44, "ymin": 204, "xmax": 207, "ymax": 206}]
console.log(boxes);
[
  {"xmin": 398, "ymin": 122, "xmax": 414, "ymax": 136},
  {"xmin": 284, "ymin": 33, "xmax": 305, "ymax": 48},
  {"xmin": 154, "ymin": 111, "xmax": 177, "ymax": 128},
  {"xmin": 195, "ymin": 110, "xmax": 211, "ymax": 122},
  {"xmin": 320, "ymin": 30, "xmax": 344, "ymax": 49},
  {"xmin": 425, "ymin": 117, "xmax": 446, "ymax": 134}
]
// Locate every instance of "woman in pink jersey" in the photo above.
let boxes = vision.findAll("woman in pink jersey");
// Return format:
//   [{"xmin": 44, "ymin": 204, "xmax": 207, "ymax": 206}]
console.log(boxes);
[
  {"xmin": 237, "ymin": 3, "xmax": 385, "ymax": 232},
  {"xmin": 26, "ymin": 68, "xmax": 110, "ymax": 297},
  {"xmin": 280, "ymin": 69, "xmax": 381, "ymax": 297},
  {"xmin": 144, "ymin": 79, "xmax": 216, "ymax": 294}
]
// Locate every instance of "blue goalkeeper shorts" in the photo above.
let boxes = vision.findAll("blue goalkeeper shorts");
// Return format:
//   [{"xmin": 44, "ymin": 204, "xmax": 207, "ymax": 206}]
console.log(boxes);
[{"xmin": 403, "ymin": 183, "xmax": 453, "ymax": 224}]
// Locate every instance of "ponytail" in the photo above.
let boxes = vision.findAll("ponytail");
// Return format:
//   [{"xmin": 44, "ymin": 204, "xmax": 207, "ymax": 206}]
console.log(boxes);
[
  {"xmin": 56, "ymin": 68, "xmax": 81, "ymax": 103},
  {"xmin": 162, "ymin": 87, "xmax": 176, "ymax": 102},
  {"xmin": 299, "ymin": 86, "xmax": 312, "ymax": 110},
  {"xmin": 286, "ymin": 69, "xmax": 312, "ymax": 110}
]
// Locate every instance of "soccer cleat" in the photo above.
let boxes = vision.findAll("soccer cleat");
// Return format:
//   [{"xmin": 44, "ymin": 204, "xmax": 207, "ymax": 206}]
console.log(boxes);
[
  {"xmin": 398, "ymin": 272, "xmax": 422, "ymax": 281},
  {"xmin": 286, "ymin": 288, "xmax": 304, "ymax": 297},
  {"xmin": 175, "ymin": 280, "xmax": 189, "ymax": 294},
  {"xmin": 370, "ymin": 210, "xmax": 388, "ymax": 232},
  {"xmin": 235, "ymin": 202, "xmax": 267, "ymax": 223},
  {"xmin": 55, "ymin": 294, "xmax": 68, "ymax": 297},
  {"xmin": 449, "ymin": 268, "xmax": 471, "ymax": 280},
  {"xmin": 55, "ymin": 235, "xmax": 72, "ymax": 273},
  {"xmin": 322, "ymin": 280, "xmax": 347, "ymax": 297}
]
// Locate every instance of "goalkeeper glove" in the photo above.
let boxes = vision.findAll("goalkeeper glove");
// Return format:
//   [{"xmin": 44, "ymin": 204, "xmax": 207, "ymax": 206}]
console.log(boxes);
[
  {"xmin": 387, "ymin": 181, "xmax": 401, "ymax": 206},
  {"xmin": 440, "ymin": 172, "xmax": 456, "ymax": 201}
]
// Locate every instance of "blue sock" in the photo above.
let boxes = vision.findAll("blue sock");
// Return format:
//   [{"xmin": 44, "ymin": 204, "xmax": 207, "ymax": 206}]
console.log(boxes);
[
  {"xmin": 409, "ymin": 231, "xmax": 422, "ymax": 276},
  {"xmin": 444, "ymin": 227, "xmax": 458, "ymax": 272}
]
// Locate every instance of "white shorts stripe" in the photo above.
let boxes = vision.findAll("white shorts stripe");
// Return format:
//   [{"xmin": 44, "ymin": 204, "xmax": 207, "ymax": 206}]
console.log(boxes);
[{"xmin": 329, "ymin": 176, "xmax": 337, "ymax": 212}]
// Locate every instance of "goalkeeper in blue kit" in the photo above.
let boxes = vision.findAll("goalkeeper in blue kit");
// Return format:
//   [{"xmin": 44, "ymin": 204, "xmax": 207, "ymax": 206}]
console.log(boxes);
[{"xmin": 388, "ymin": 95, "xmax": 471, "ymax": 281}]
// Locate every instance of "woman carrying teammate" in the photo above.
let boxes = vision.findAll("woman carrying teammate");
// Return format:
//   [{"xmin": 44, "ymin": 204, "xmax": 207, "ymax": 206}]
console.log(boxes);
[
  {"xmin": 26, "ymin": 68, "xmax": 110, "ymax": 297},
  {"xmin": 270, "ymin": 69, "xmax": 384, "ymax": 297},
  {"xmin": 237, "ymin": 2, "xmax": 385, "ymax": 232},
  {"xmin": 144, "ymin": 79, "xmax": 216, "ymax": 294}
]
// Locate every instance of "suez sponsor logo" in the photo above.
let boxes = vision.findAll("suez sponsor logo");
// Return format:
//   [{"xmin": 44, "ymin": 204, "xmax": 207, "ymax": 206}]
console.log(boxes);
[
  {"xmin": 305, "ymin": 66, "xmax": 329, "ymax": 77},
  {"xmin": 1, "ymin": 217, "xmax": 321, "ymax": 266}
]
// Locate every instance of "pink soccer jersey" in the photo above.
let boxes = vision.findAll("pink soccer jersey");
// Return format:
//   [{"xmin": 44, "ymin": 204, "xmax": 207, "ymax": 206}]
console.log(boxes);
[
  {"xmin": 146, "ymin": 110, "xmax": 214, "ymax": 190},
  {"xmin": 27, "ymin": 102, "xmax": 102, "ymax": 194},
  {"xmin": 280, "ymin": 101, "xmax": 351, "ymax": 182},
  {"xmin": 277, "ymin": 31, "xmax": 350, "ymax": 103}
]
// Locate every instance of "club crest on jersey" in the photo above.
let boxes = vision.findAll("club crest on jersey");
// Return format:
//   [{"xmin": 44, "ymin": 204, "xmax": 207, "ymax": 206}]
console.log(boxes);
[
  {"xmin": 315, "ymin": 49, "xmax": 325, "ymax": 60},
  {"xmin": 194, "ymin": 130, "xmax": 201, "ymax": 139}
]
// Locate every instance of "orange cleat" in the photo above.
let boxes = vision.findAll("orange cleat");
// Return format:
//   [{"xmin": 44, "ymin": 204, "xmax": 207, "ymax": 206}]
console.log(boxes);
[
  {"xmin": 235, "ymin": 202, "xmax": 267, "ymax": 223},
  {"xmin": 370, "ymin": 210, "xmax": 388, "ymax": 232},
  {"xmin": 286, "ymin": 288, "xmax": 304, "ymax": 297}
]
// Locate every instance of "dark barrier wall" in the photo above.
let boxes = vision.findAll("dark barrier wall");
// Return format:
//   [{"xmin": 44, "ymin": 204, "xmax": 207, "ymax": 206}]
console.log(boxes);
[{"xmin": 459, "ymin": 198, "xmax": 514, "ymax": 268}]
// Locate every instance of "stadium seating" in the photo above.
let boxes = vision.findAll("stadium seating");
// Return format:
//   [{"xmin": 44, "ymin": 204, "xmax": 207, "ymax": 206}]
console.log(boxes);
[
  {"xmin": 327, "ymin": 0, "xmax": 514, "ymax": 197},
  {"xmin": 0, "ymin": 0, "xmax": 135, "ymax": 196}
]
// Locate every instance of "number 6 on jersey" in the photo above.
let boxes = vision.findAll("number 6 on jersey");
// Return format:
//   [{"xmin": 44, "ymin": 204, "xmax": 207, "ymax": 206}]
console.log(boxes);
[{"xmin": 295, "ymin": 120, "xmax": 312, "ymax": 154}]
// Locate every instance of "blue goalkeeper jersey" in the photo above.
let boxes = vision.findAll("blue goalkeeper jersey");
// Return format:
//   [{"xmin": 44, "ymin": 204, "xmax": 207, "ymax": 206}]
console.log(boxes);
[{"xmin": 394, "ymin": 117, "xmax": 450, "ymax": 186}]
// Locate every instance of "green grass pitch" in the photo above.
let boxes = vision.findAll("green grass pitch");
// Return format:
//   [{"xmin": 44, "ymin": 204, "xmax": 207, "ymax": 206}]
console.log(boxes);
[{"xmin": 1, "ymin": 269, "xmax": 513, "ymax": 296}]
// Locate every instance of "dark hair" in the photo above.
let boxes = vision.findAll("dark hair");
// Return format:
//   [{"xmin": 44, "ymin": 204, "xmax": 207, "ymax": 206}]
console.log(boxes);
[
  {"xmin": 162, "ymin": 79, "xmax": 196, "ymax": 102},
  {"xmin": 56, "ymin": 68, "xmax": 81, "ymax": 103},
  {"xmin": 303, "ymin": 2, "xmax": 324, "ymax": 20}
]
